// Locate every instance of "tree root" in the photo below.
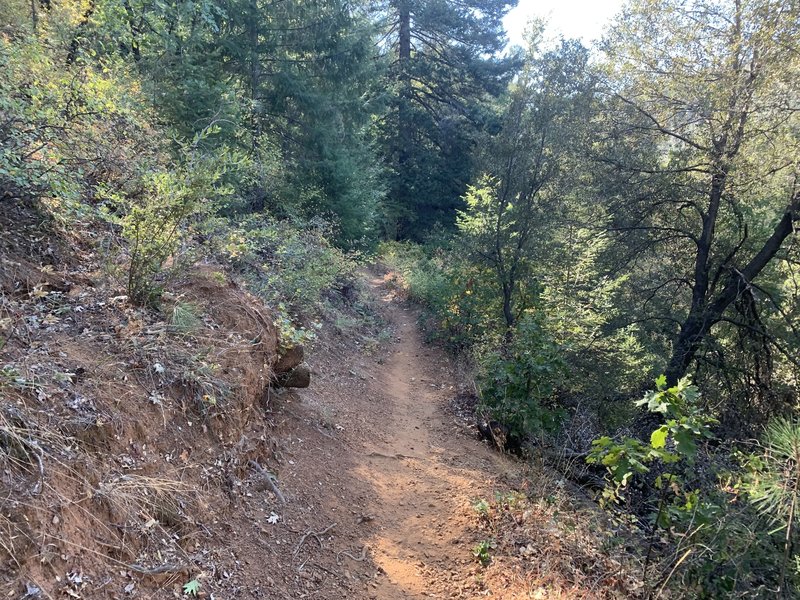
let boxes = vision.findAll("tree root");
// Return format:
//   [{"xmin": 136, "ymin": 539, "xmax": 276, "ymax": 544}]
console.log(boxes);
[
  {"xmin": 248, "ymin": 460, "xmax": 286, "ymax": 504},
  {"xmin": 125, "ymin": 562, "xmax": 187, "ymax": 575},
  {"xmin": 337, "ymin": 546, "xmax": 368, "ymax": 564}
]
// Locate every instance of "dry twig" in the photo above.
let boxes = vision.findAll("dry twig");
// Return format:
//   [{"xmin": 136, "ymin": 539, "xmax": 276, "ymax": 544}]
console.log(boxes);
[
  {"xmin": 248, "ymin": 459, "xmax": 286, "ymax": 504},
  {"xmin": 294, "ymin": 523, "xmax": 336, "ymax": 557},
  {"xmin": 125, "ymin": 562, "xmax": 187, "ymax": 575},
  {"xmin": 337, "ymin": 546, "xmax": 368, "ymax": 564}
]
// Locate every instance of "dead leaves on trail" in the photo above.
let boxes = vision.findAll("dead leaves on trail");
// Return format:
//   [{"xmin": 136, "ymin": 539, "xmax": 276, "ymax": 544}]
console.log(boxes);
[{"xmin": 470, "ymin": 481, "xmax": 645, "ymax": 599}]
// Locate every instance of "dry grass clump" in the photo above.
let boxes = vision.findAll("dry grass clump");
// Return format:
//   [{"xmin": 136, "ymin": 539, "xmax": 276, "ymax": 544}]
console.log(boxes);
[
  {"xmin": 95, "ymin": 474, "xmax": 197, "ymax": 531},
  {"xmin": 0, "ymin": 510, "xmax": 33, "ymax": 569},
  {"xmin": 0, "ymin": 405, "xmax": 48, "ymax": 496},
  {"xmin": 471, "ymin": 467, "xmax": 646, "ymax": 599},
  {"xmin": 0, "ymin": 396, "xmax": 200, "ymax": 581}
]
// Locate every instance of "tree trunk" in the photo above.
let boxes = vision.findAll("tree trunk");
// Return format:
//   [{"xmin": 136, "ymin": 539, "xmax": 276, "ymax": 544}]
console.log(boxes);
[
  {"xmin": 247, "ymin": 0, "xmax": 261, "ymax": 151},
  {"xmin": 122, "ymin": 0, "xmax": 142, "ymax": 62},
  {"xmin": 665, "ymin": 315, "xmax": 715, "ymax": 386},
  {"xmin": 665, "ymin": 192, "xmax": 800, "ymax": 385},
  {"xmin": 502, "ymin": 281, "xmax": 515, "ymax": 329},
  {"xmin": 66, "ymin": 2, "xmax": 96, "ymax": 65},
  {"xmin": 665, "ymin": 165, "xmax": 726, "ymax": 385},
  {"xmin": 248, "ymin": 0, "xmax": 260, "ymax": 102},
  {"xmin": 396, "ymin": 0, "xmax": 412, "ymax": 168}
]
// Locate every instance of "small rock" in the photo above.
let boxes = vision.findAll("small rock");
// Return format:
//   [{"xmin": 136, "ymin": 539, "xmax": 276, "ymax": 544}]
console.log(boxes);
[{"xmin": 275, "ymin": 363, "xmax": 311, "ymax": 388}]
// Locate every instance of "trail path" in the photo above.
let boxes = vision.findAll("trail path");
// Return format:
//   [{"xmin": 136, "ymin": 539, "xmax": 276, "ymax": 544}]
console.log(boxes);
[
  {"xmin": 345, "ymin": 274, "xmax": 520, "ymax": 598},
  {"xmin": 228, "ymin": 271, "xmax": 524, "ymax": 599}
]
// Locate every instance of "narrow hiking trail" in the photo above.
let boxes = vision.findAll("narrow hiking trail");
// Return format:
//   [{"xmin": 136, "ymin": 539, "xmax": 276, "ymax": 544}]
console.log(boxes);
[
  {"xmin": 0, "ymin": 211, "xmax": 639, "ymax": 600},
  {"xmin": 212, "ymin": 270, "xmax": 530, "ymax": 599},
  {"xmin": 354, "ymin": 274, "xmax": 520, "ymax": 598},
  {"xmin": 242, "ymin": 274, "xmax": 523, "ymax": 600}
]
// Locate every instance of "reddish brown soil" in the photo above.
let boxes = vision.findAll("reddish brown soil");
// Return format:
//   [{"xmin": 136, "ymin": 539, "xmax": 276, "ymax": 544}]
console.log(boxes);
[{"xmin": 202, "ymin": 273, "xmax": 525, "ymax": 600}]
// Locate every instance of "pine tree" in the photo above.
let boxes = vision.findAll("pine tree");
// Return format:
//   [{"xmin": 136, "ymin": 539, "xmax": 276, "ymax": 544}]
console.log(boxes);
[
  {"xmin": 239, "ymin": 0, "xmax": 383, "ymax": 246},
  {"xmin": 375, "ymin": 0, "xmax": 519, "ymax": 240},
  {"xmin": 84, "ymin": 0, "xmax": 384, "ymax": 246}
]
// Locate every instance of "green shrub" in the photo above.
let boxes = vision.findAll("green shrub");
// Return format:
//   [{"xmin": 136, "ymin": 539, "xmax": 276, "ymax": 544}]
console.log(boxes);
[
  {"xmin": 170, "ymin": 301, "xmax": 202, "ymax": 334},
  {"xmin": 587, "ymin": 376, "xmax": 717, "ymax": 508},
  {"xmin": 472, "ymin": 539, "xmax": 494, "ymax": 566},
  {"xmin": 201, "ymin": 215, "xmax": 358, "ymax": 346},
  {"xmin": 652, "ymin": 436, "xmax": 795, "ymax": 599},
  {"xmin": 379, "ymin": 240, "xmax": 499, "ymax": 349},
  {"xmin": 215, "ymin": 216, "xmax": 357, "ymax": 314},
  {"xmin": 742, "ymin": 418, "xmax": 800, "ymax": 596},
  {"xmin": 476, "ymin": 313, "xmax": 566, "ymax": 440},
  {"xmin": 585, "ymin": 388, "xmax": 800, "ymax": 598},
  {"xmin": 120, "ymin": 172, "xmax": 199, "ymax": 305},
  {"xmin": 0, "ymin": 32, "xmax": 156, "ymax": 215},
  {"xmin": 661, "ymin": 496, "xmax": 785, "ymax": 598},
  {"xmin": 115, "ymin": 146, "xmax": 230, "ymax": 305}
]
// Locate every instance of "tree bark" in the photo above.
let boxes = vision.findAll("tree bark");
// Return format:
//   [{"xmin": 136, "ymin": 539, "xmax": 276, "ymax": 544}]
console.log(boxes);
[
  {"xmin": 665, "ymin": 163, "xmax": 726, "ymax": 385},
  {"xmin": 396, "ymin": 0, "xmax": 412, "ymax": 168},
  {"xmin": 248, "ymin": 0, "xmax": 260, "ymax": 102},
  {"xmin": 122, "ymin": 0, "xmax": 142, "ymax": 62},
  {"xmin": 502, "ymin": 280, "xmax": 515, "ymax": 329}
]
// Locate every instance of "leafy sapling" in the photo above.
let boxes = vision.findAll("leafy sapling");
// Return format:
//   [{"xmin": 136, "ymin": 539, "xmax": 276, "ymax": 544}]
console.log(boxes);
[
  {"xmin": 587, "ymin": 376, "xmax": 717, "ymax": 510},
  {"xmin": 182, "ymin": 579, "xmax": 200, "ymax": 597}
]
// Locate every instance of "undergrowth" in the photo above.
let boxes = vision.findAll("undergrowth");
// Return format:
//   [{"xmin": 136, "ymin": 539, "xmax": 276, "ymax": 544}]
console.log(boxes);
[{"xmin": 381, "ymin": 239, "xmax": 800, "ymax": 598}]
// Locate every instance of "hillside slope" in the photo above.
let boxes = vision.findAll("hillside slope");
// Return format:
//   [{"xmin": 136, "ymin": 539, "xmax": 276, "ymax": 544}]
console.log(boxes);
[{"xmin": 0, "ymin": 201, "xmax": 641, "ymax": 599}]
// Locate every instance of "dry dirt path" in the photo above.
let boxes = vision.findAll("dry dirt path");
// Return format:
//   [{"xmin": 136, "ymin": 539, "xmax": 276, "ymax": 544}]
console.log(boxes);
[
  {"xmin": 225, "ymin": 272, "xmax": 525, "ymax": 599},
  {"xmin": 347, "ymin": 274, "xmax": 522, "ymax": 598}
]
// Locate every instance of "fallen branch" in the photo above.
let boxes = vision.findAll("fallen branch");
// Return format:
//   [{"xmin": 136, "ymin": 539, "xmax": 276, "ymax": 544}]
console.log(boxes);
[
  {"xmin": 337, "ymin": 546, "xmax": 368, "ymax": 564},
  {"xmin": 315, "ymin": 426, "xmax": 335, "ymax": 439},
  {"xmin": 23, "ymin": 435, "xmax": 44, "ymax": 496},
  {"xmin": 308, "ymin": 562, "xmax": 339, "ymax": 578},
  {"xmin": 125, "ymin": 563, "xmax": 187, "ymax": 575},
  {"xmin": 536, "ymin": 447, "xmax": 589, "ymax": 461},
  {"xmin": 535, "ymin": 447, "xmax": 605, "ymax": 490},
  {"xmin": 294, "ymin": 523, "xmax": 336, "ymax": 557},
  {"xmin": 248, "ymin": 460, "xmax": 286, "ymax": 504}
]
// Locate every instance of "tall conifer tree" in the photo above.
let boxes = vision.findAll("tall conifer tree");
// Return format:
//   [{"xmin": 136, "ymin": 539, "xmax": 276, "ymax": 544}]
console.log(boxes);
[{"xmin": 376, "ymin": 0, "xmax": 519, "ymax": 239}]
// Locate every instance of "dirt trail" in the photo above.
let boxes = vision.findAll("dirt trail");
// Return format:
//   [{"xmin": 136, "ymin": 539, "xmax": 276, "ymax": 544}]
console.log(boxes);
[
  {"xmin": 349, "ymin": 274, "xmax": 520, "ymax": 598},
  {"xmin": 212, "ymin": 272, "xmax": 524, "ymax": 599}
]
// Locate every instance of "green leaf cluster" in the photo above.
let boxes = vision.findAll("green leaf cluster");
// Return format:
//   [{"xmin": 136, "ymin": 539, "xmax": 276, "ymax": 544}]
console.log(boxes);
[
  {"xmin": 588, "ymin": 377, "xmax": 717, "ymax": 505},
  {"xmin": 476, "ymin": 314, "xmax": 567, "ymax": 440}
]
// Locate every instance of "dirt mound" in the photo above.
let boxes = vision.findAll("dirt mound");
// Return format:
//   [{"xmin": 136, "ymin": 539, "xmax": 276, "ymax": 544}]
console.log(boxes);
[{"xmin": 0, "ymin": 201, "xmax": 285, "ymax": 598}]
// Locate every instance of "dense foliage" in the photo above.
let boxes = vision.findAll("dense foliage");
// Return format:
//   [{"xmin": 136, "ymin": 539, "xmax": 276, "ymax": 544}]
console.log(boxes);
[
  {"xmin": 381, "ymin": 1, "xmax": 800, "ymax": 596},
  {"xmin": 373, "ymin": 0, "xmax": 519, "ymax": 240}
]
